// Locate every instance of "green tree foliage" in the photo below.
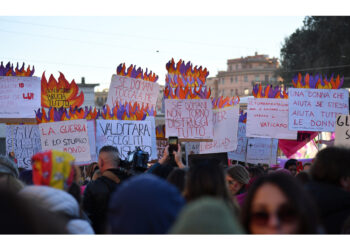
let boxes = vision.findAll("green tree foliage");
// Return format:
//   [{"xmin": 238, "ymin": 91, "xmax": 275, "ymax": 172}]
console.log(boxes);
[{"xmin": 279, "ymin": 16, "xmax": 350, "ymax": 87}]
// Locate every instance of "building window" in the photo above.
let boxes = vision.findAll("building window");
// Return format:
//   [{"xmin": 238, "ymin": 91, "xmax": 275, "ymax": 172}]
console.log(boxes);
[
  {"xmin": 244, "ymin": 76, "xmax": 248, "ymax": 82},
  {"xmin": 255, "ymin": 75, "xmax": 260, "ymax": 82},
  {"xmin": 222, "ymin": 89, "xmax": 225, "ymax": 96},
  {"xmin": 236, "ymin": 64, "xmax": 239, "ymax": 70},
  {"xmin": 230, "ymin": 77, "xmax": 233, "ymax": 83},
  {"xmin": 235, "ymin": 76, "xmax": 238, "ymax": 82},
  {"xmin": 265, "ymin": 75, "xmax": 269, "ymax": 82},
  {"xmin": 229, "ymin": 65, "xmax": 232, "ymax": 71},
  {"xmin": 230, "ymin": 89, "xmax": 234, "ymax": 96},
  {"xmin": 235, "ymin": 89, "xmax": 239, "ymax": 96},
  {"xmin": 221, "ymin": 78, "xmax": 224, "ymax": 84}
]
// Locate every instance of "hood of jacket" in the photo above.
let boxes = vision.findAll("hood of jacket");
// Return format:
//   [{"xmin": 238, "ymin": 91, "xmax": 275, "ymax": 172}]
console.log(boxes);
[{"xmin": 108, "ymin": 174, "xmax": 185, "ymax": 234}]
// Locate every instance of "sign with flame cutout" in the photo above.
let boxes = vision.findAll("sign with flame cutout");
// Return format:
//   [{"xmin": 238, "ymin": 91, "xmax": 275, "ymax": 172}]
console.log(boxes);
[
  {"xmin": 35, "ymin": 102, "xmax": 155, "ymax": 123},
  {"xmin": 41, "ymin": 72, "xmax": 84, "ymax": 108},
  {"xmin": 164, "ymin": 59, "xmax": 211, "ymax": 99},
  {"xmin": 292, "ymin": 73, "xmax": 344, "ymax": 89},
  {"xmin": 253, "ymin": 84, "xmax": 288, "ymax": 99},
  {"xmin": 0, "ymin": 62, "xmax": 35, "ymax": 76},
  {"xmin": 106, "ymin": 63, "xmax": 159, "ymax": 108}
]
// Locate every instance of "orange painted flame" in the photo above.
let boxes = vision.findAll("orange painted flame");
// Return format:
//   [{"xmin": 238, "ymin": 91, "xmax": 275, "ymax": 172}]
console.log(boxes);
[
  {"xmin": 41, "ymin": 72, "xmax": 84, "ymax": 108},
  {"xmin": 35, "ymin": 107, "xmax": 99, "ymax": 123},
  {"xmin": 212, "ymin": 96, "xmax": 240, "ymax": 109},
  {"xmin": 292, "ymin": 73, "xmax": 344, "ymax": 89},
  {"xmin": 101, "ymin": 102, "xmax": 155, "ymax": 121},
  {"xmin": 164, "ymin": 86, "xmax": 211, "ymax": 100},
  {"xmin": 252, "ymin": 84, "xmax": 288, "ymax": 99},
  {"xmin": 156, "ymin": 125, "xmax": 166, "ymax": 139},
  {"xmin": 165, "ymin": 58, "xmax": 209, "ymax": 88},
  {"xmin": 0, "ymin": 62, "xmax": 35, "ymax": 76},
  {"xmin": 116, "ymin": 63, "xmax": 158, "ymax": 82}
]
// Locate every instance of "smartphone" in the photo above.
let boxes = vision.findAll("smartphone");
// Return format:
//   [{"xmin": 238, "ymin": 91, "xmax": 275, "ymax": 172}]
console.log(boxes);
[
  {"xmin": 168, "ymin": 136, "xmax": 178, "ymax": 154},
  {"xmin": 297, "ymin": 161, "xmax": 303, "ymax": 173}
]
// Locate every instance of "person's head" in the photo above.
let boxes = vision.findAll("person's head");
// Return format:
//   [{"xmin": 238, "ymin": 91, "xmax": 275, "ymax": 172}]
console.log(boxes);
[
  {"xmin": 184, "ymin": 163, "xmax": 232, "ymax": 205},
  {"xmin": 284, "ymin": 159, "xmax": 298, "ymax": 176},
  {"xmin": 0, "ymin": 155, "xmax": 19, "ymax": 178},
  {"xmin": 311, "ymin": 146, "xmax": 350, "ymax": 191},
  {"xmin": 296, "ymin": 171, "xmax": 311, "ymax": 185},
  {"xmin": 108, "ymin": 174, "xmax": 185, "ymax": 234},
  {"xmin": 241, "ymin": 172, "xmax": 320, "ymax": 234},
  {"xmin": 86, "ymin": 162, "xmax": 98, "ymax": 180},
  {"xmin": 167, "ymin": 168, "xmax": 186, "ymax": 194},
  {"xmin": 170, "ymin": 197, "xmax": 244, "ymax": 234},
  {"xmin": 98, "ymin": 146, "xmax": 120, "ymax": 173},
  {"xmin": 31, "ymin": 150, "xmax": 75, "ymax": 191},
  {"xmin": 0, "ymin": 189, "xmax": 67, "ymax": 234},
  {"xmin": 303, "ymin": 162, "xmax": 312, "ymax": 172},
  {"xmin": 226, "ymin": 165, "xmax": 250, "ymax": 196},
  {"xmin": 0, "ymin": 173, "xmax": 24, "ymax": 193},
  {"xmin": 247, "ymin": 165, "xmax": 265, "ymax": 179},
  {"xmin": 19, "ymin": 169, "xmax": 33, "ymax": 185}
]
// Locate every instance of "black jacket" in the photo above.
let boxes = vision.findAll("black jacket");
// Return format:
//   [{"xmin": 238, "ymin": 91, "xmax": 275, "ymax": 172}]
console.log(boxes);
[
  {"xmin": 305, "ymin": 181, "xmax": 350, "ymax": 234},
  {"xmin": 82, "ymin": 169, "xmax": 121, "ymax": 234}
]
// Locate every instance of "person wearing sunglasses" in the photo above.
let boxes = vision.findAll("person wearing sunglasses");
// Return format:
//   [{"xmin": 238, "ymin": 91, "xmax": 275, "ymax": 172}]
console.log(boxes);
[{"xmin": 240, "ymin": 172, "xmax": 322, "ymax": 234}]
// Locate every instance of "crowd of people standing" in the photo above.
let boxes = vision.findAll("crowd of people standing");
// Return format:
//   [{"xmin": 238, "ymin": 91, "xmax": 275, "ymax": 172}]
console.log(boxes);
[{"xmin": 1, "ymin": 143, "xmax": 350, "ymax": 235}]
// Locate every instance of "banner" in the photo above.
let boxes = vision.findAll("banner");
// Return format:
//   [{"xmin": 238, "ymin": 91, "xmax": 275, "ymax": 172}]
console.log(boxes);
[
  {"xmin": 246, "ymin": 137, "xmax": 278, "ymax": 165},
  {"xmin": 228, "ymin": 123, "xmax": 248, "ymax": 163},
  {"xmin": 278, "ymin": 131, "xmax": 318, "ymax": 158},
  {"xmin": 335, "ymin": 114, "xmax": 350, "ymax": 146},
  {"xmin": 0, "ymin": 76, "xmax": 41, "ymax": 118},
  {"xmin": 145, "ymin": 116, "xmax": 157, "ymax": 160},
  {"xmin": 6, "ymin": 124, "xmax": 42, "ymax": 169},
  {"xmin": 288, "ymin": 88, "xmax": 349, "ymax": 132},
  {"xmin": 39, "ymin": 119, "xmax": 91, "ymax": 163},
  {"xmin": 106, "ymin": 75, "xmax": 160, "ymax": 108},
  {"xmin": 96, "ymin": 119, "xmax": 154, "ymax": 160},
  {"xmin": 246, "ymin": 98, "xmax": 297, "ymax": 139},
  {"xmin": 165, "ymin": 99, "xmax": 213, "ymax": 140},
  {"xmin": 79, "ymin": 120, "xmax": 97, "ymax": 165}
]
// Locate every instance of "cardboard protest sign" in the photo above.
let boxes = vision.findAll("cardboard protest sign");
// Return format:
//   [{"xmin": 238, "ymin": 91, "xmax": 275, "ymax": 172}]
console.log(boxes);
[
  {"xmin": 41, "ymin": 73, "xmax": 84, "ymax": 108},
  {"xmin": 96, "ymin": 119, "xmax": 154, "ymax": 160},
  {"xmin": 0, "ymin": 76, "xmax": 41, "ymax": 118},
  {"xmin": 165, "ymin": 99, "xmax": 213, "ymax": 140},
  {"xmin": 200, "ymin": 107, "xmax": 239, "ymax": 153},
  {"xmin": 78, "ymin": 120, "xmax": 97, "ymax": 165},
  {"xmin": 246, "ymin": 137, "xmax": 278, "ymax": 165},
  {"xmin": 39, "ymin": 119, "xmax": 91, "ymax": 163},
  {"xmin": 228, "ymin": 123, "xmax": 248, "ymax": 163},
  {"xmin": 6, "ymin": 124, "xmax": 42, "ymax": 169},
  {"xmin": 335, "ymin": 114, "xmax": 350, "ymax": 146},
  {"xmin": 288, "ymin": 88, "xmax": 349, "ymax": 132},
  {"xmin": 145, "ymin": 116, "xmax": 158, "ymax": 160},
  {"xmin": 156, "ymin": 139, "xmax": 168, "ymax": 160},
  {"xmin": 106, "ymin": 75, "xmax": 160, "ymax": 108},
  {"xmin": 246, "ymin": 98, "xmax": 297, "ymax": 140}
]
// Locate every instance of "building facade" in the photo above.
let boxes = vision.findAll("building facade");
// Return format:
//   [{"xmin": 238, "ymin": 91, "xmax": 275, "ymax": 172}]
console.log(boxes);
[
  {"xmin": 207, "ymin": 53, "xmax": 281, "ymax": 98},
  {"xmin": 77, "ymin": 77, "xmax": 99, "ymax": 107}
]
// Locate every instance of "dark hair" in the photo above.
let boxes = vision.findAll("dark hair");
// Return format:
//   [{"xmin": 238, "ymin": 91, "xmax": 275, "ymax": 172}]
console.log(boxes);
[
  {"xmin": 167, "ymin": 168, "xmax": 186, "ymax": 193},
  {"xmin": 0, "ymin": 189, "xmax": 67, "ymax": 234},
  {"xmin": 99, "ymin": 145, "xmax": 120, "ymax": 167},
  {"xmin": 284, "ymin": 159, "xmax": 298, "ymax": 170},
  {"xmin": 247, "ymin": 165, "xmax": 265, "ymax": 178},
  {"xmin": 311, "ymin": 146, "xmax": 350, "ymax": 186},
  {"xmin": 184, "ymin": 163, "xmax": 237, "ymax": 214},
  {"xmin": 240, "ymin": 172, "xmax": 320, "ymax": 234},
  {"xmin": 296, "ymin": 171, "xmax": 311, "ymax": 185}
]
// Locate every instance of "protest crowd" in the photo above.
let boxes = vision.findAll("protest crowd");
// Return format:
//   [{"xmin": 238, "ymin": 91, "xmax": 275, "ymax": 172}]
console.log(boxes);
[{"xmin": 1, "ymin": 60, "xmax": 350, "ymax": 235}]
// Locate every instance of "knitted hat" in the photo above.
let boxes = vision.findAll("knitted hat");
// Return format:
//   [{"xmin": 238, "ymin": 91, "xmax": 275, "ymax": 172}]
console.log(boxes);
[
  {"xmin": 0, "ymin": 155, "xmax": 19, "ymax": 178},
  {"xmin": 170, "ymin": 197, "xmax": 244, "ymax": 234},
  {"xmin": 227, "ymin": 165, "xmax": 250, "ymax": 185}
]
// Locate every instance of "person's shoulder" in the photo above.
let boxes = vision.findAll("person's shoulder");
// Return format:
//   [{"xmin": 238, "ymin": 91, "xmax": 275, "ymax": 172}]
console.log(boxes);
[{"xmin": 85, "ymin": 178, "xmax": 109, "ymax": 193}]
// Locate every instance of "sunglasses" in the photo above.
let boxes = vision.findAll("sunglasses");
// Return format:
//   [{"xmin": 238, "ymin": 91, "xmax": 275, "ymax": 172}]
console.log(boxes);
[{"xmin": 250, "ymin": 204, "xmax": 298, "ymax": 225}]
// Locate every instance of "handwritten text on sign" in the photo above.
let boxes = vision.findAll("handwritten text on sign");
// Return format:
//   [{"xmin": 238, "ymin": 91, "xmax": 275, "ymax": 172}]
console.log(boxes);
[
  {"xmin": 6, "ymin": 124, "xmax": 42, "ymax": 169},
  {"xmin": 288, "ymin": 88, "xmax": 349, "ymax": 132},
  {"xmin": 156, "ymin": 139, "xmax": 168, "ymax": 160},
  {"xmin": 96, "ymin": 119, "xmax": 153, "ymax": 160},
  {"xmin": 165, "ymin": 99, "xmax": 213, "ymax": 139},
  {"xmin": 39, "ymin": 119, "xmax": 91, "ymax": 163},
  {"xmin": 246, "ymin": 98, "xmax": 297, "ymax": 139},
  {"xmin": 335, "ymin": 115, "xmax": 350, "ymax": 146},
  {"xmin": 200, "ymin": 107, "xmax": 239, "ymax": 153},
  {"xmin": 228, "ymin": 123, "xmax": 248, "ymax": 163},
  {"xmin": 246, "ymin": 137, "xmax": 278, "ymax": 165},
  {"xmin": 106, "ymin": 75, "xmax": 160, "ymax": 108},
  {"xmin": 0, "ymin": 76, "xmax": 41, "ymax": 118}
]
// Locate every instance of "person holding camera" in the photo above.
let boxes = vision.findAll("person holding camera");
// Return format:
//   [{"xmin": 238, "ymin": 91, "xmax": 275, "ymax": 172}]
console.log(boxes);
[
  {"xmin": 147, "ymin": 144, "xmax": 185, "ymax": 179},
  {"xmin": 82, "ymin": 146, "xmax": 130, "ymax": 234}
]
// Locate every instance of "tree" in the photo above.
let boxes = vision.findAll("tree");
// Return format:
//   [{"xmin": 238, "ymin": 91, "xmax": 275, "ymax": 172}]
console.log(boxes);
[{"xmin": 279, "ymin": 16, "xmax": 350, "ymax": 87}]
